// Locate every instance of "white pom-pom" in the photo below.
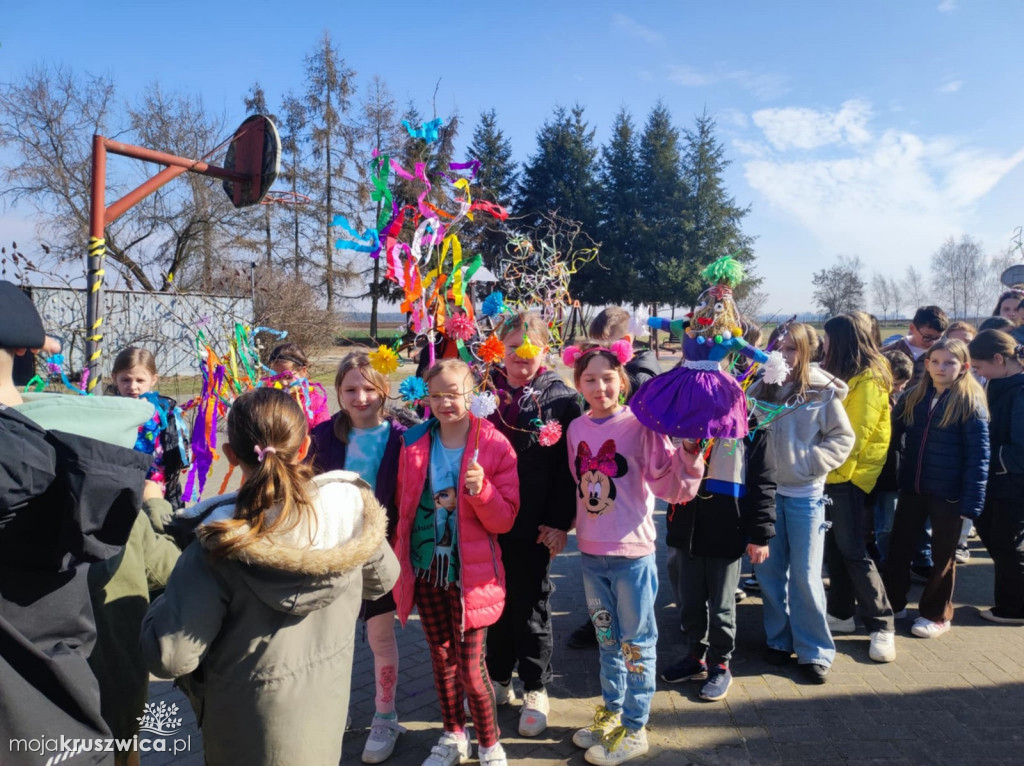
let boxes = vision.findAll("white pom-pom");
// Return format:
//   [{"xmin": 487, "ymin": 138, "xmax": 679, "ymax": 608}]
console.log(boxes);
[
  {"xmin": 761, "ymin": 350, "xmax": 790, "ymax": 386},
  {"xmin": 469, "ymin": 391, "xmax": 498, "ymax": 418},
  {"xmin": 629, "ymin": 305, "xmax": 651, "ymax": 340}
]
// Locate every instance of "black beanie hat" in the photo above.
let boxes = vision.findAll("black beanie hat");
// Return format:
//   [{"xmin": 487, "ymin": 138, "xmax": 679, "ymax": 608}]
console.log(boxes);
[{"xmin": 0, "ymin": 281, "xmax": 45, "ymax": 349}]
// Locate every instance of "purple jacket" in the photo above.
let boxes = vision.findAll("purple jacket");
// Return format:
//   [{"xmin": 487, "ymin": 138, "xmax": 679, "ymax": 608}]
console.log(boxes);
[{"xmin": 309, "ymin": 414, "xmax": 406, "ymax": 539}]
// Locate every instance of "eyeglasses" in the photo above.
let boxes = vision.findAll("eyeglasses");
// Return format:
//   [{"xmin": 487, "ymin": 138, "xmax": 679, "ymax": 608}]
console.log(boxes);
[{"xmin": 918, "ymin": 333, "xmax": 942, "ymax": 344}]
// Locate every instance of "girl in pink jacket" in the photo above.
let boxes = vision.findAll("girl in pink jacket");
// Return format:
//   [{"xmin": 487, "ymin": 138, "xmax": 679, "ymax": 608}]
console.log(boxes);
[
  {"xmin": 393, "ymin": 359, "xmax": 519, "ymax": 766},
  {"xmin": 564, "ymin": 344, "xmax": 703, "ymax": 766}
]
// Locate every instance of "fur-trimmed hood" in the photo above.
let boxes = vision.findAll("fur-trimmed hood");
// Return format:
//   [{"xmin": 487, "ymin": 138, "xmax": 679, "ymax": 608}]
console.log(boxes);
[{"xmin": 181, "ymin": 471, "xmax": 387, "ymax": 615}]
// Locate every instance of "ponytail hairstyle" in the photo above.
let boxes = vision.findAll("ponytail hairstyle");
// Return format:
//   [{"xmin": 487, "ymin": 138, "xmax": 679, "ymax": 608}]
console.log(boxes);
[
  {"xmin": 332, "ymin": 350, "xmax": 390, "ymax": 443},
  {"xmin": 900, "ymin": 338, "xmax": 988, "ymax": 428},
  {"xmin": 201, "ymin": 388, "xmax": 315, "ymax": 559},
  {"xmin": 823, "ymin": 314, "xmax": 892, "ymax": 392},
  {"xmin": 968, "ymin": 329, "xmax": 1024, "ymax": 365}
]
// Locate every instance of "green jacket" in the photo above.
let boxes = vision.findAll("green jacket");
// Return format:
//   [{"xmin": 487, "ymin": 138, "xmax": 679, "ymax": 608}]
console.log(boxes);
[
  {"xmin": 87, "ymin": 500, "xmax": 181, "ymax": 740},
  {"xmin": 141, "ymin": 471, "xmax": 399, "ymax": 766}
]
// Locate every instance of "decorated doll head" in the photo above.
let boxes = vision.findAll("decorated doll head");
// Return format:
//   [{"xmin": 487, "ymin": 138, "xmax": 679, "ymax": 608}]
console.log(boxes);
[{"xmin": 687, "ymin": 254, "xmax": 746, "ymax": 344}]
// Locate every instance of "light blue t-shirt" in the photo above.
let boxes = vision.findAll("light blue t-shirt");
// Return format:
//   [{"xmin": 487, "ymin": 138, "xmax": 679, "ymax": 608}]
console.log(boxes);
[{"xmin": 346, "ymin": 422, "xmax": 391, "ymax": 491}]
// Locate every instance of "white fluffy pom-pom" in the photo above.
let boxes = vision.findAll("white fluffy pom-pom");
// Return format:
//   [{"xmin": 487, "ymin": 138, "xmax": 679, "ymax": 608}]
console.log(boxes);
[
  {"xmin": 469, "ymin": 391, "xmax": 498, "ymax": 418},
  {"xmin": 629, "ymin": 305, "xmax": 651, "ymax": 340},
  {"xmin": 761, "ymin": 350, "xmax": 790, "ymax": 386}
]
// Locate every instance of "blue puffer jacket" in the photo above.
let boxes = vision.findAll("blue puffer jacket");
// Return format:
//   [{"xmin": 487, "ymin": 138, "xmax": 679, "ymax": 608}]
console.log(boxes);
[{"xmin": 892, "ymin": 387, "xmax": 989, "ymax": 519}]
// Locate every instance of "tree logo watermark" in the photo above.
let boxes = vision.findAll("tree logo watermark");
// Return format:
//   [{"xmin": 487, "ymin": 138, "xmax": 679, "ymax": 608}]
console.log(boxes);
[{"xmin": 137, "ymin": 701, "xmax": 183, "ymax": 736}]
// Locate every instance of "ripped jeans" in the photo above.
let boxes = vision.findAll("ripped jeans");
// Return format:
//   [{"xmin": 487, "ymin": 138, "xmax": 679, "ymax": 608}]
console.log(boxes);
[
  {"xmin": 581, "ymin": 553, "xmax": 658, "ymax": 731},
  {"xmin": 758, "ymin": 493, "xmax": 836, "ymax": 666}
]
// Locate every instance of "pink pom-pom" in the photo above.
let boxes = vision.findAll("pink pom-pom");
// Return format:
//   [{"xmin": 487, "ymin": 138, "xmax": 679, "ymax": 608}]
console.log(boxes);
[
  {"xmin": 611, "ymin": 339, "xmax": 635, "ymax": 364},
  {"xmin": 537, "ymin": 420, "xmax": 563, "ymax": 447},
  {"xmin": 445, "ymin": 313, "xmax": 476, "ymax": 342},
  {"xmin": 562, "ymin": 346, "xmax": 583, "ymax": 366}
]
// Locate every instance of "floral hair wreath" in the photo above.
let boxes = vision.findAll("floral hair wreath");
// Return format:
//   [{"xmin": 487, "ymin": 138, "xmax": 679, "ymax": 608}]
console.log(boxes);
[{"xmin": 561, "ymin": 339, "xmax": 635, "ymax": 367}]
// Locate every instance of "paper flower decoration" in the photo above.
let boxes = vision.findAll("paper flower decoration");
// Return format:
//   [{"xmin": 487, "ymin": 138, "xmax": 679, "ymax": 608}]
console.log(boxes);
[
  {"xmin": 445, "ymin": 313, "xmax": 476, "ymax": 342},
  {"xmin": 398, "ymin": 376, "xmax": 428, "ymax": 402},
  {"xmin": 761, "ymin": 350, "xmax": 791, "ymax": 386},
  {"xmin": 478, "ymin": 335, "xmax": 506, "ymax": 365},
  {"xmin": 368, "ymin": 345, "xmax": 400, "ymax": 376},
  {"xmin": 515, "ymin": 336, "xmax": 542, "ymax": 359},
  {"xmin": 469, "ymin": 391, "xmax": 498, "ymax": 418},
  {"xmin": 481, "ymin": 291, "xmax": 507, "ymax": 318},
  {"xmin": 537, "ymin": 420, "xmax": 563, "ymax": 447}
]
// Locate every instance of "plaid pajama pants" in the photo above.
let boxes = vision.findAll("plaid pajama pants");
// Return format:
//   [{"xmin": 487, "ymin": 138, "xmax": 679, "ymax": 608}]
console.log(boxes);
[{"xmin": 414, "ymin": 577, "xmax": 500, "ymax": 747}]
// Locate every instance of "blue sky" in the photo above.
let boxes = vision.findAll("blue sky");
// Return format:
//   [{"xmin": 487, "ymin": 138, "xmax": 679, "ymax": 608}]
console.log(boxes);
[{"xmin": 4, "ymin": 0, "xmax": 1024, "ymax": 313}]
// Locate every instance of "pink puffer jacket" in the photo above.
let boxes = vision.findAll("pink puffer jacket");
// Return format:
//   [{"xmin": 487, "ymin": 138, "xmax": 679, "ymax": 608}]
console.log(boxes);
[{"xmin": 394, "ymin": 415, "xmax": 519, "ymax": 632}]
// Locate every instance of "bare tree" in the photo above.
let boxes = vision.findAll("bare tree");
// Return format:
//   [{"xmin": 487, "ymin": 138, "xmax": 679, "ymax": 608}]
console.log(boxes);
[
  {"xmin": 930, "ymin": 234, "xmax": 986, "ymax": 320},
  {"xmin": 871, "ymin": 272, "xmax": 896, "ymax": 322},
  {"xmin": 812, "ymin": 255, "xmax": 865, "ymax": 318},
  {"xmin": 735, "ymin": 288, "xmax": 769, "ymax": 323},
  {"xmin": 902, "ymin": 264, "xmax": 928, "ymax": 311}
]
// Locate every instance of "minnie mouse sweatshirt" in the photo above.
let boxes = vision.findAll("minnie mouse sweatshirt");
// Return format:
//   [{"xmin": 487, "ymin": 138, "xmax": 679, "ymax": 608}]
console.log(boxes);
[{"xmin": 567, "ymin": 406, "xmax": 703, "ymax": 557}]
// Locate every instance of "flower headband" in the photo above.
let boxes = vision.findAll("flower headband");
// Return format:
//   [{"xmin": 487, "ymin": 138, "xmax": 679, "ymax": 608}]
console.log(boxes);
[{"xmin": 562, "ymin": 339, "xmax": 634, "ymax": 367}]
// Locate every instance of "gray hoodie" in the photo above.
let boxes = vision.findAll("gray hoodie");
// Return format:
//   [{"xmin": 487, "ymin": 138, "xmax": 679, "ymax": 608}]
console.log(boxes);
[
  {"xmin": 749, "ymin": 367, "xmax": 855, "ymax": 496},
  {"xmin": 141, "ymin": 471, "xmax": 400, "ymax": 766}
]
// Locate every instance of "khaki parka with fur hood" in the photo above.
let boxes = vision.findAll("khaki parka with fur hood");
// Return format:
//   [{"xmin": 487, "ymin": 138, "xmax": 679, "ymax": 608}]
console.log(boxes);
[{"xmin": 141, "ymin": 471, "xmax": 399, "ymax": 766}]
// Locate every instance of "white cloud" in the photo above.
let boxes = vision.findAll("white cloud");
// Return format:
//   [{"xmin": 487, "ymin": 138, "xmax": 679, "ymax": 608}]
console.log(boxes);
[
  {"xmin": 937, "ymin": 0, "xmax": 957, "ymax": 12},
  {"xmin": 939, "ymin": 79, "xmax": 963, "ymax": 93},
  {"xmin": 667, "ymin": 65, "xmax": 788, "ymax": 101},
  {"xmin": 752, "ymin": 99, "xmax": 872, "ymax": 151},
  {"xmin": 742, "ymin": 102, "xmax": 1024, "ymax": 283},
  {"xmin": 611, "ymin": 13, "xmax": 663, "ymax": 44}
]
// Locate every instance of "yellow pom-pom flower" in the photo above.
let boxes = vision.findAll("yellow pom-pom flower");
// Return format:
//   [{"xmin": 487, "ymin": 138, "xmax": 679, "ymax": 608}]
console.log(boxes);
[
  {"xmin": 515, "ymin": 336, "xmax": 542, "ymax": 360},
  {"xmin": 368, "ymin": 345, "xmax": 400, "ymax": 376}
]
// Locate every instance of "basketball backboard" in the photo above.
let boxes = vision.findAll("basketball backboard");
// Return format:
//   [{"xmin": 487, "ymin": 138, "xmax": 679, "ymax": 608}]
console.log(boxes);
[{"xmin": 222, "ymin": 115, "xmax": 281, "ymax": 208}]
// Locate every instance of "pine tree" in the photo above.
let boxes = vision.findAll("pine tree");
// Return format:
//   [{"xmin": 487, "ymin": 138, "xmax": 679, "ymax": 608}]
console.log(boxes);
[
  {"xmin": 592, "ymin": 107, "xmax": 641, "ymax": 304},
  {"xmin": 277, "ymin": 91, "xmax": 312, "ymax": 278},
  {"xmin": 305, "ymin": 31, "xmax": 357, "ymax": 312},
  {"xmin": 681, "ymin": 109, "xmax": 756, "ymax": 304},
  {"xmin": 466, "ymin": 108, "xmax": 517, "ymax": 272},
  {"xmin": 636, "ymin": 101, "xmax": 691, "ymax": 308}
]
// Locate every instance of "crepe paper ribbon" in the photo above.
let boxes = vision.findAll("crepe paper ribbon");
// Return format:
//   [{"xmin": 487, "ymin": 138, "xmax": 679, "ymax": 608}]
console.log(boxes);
[
  {"xmin": 40, "ymin": 353, "xmax": 89, "ymax": 395},
  {"xmin": 470, "ymin": 200, "xmax": 509, "ymax": 221},
  {"xmin": 332, "ymin": 214, "xmax": 382, "ymax": 254},
  {"xmin": 402, "ymin": 117, "xmax": 443, "ymax": 143}
]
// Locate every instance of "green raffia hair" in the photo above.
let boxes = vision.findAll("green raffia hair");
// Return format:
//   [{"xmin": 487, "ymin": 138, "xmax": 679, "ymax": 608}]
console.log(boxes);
[{"xmin": 700, "ymin": 253, "xmax": 746, "ymax": 287}]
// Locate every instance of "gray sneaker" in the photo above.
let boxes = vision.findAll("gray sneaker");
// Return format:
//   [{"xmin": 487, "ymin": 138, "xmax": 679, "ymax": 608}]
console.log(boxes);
[
  {"xmin": 492, "ymin": 679, "xmax": 516, "ymax": 706},
  {"xmin": 421, "ymin": 732, "xmax": 470, "ymax": 766},
  {"xmin": 362, "ymin": 715, "xmax": 406, "ymax": 763}
]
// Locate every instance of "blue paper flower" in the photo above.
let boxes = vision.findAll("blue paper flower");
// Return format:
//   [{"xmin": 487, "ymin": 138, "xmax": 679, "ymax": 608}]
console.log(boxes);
[
  {"xmin": 399, "ymin": 376, "xmax": 428, "ymax": 403},
  {"xmin": 481, "ymin": 291, "xmax": 507, "ymax": 318}
]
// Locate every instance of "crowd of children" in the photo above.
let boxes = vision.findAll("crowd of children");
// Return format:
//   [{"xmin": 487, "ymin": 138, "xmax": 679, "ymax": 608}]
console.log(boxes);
[{"xmin": 4, "ymin": 277, "xmax": 1024, "ymax": 766}]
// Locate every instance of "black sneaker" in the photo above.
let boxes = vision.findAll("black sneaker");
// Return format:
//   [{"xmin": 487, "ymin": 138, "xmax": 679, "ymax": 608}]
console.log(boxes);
[
  {"xmin": 800, "ymin": 663, "xmax": 830, "ymax": 684},
  {"xmin": 763, "ymin": 647, "xmax": 794, "ymax": 666},
  {"xmin": 660, "ymin": 655, "xmax": 708, "ymax": 683},
  {"xmin": 567, "ymin": 619, "xmax": 598, "ymax": 649},
  {"xmin": 742, "ymin": 576, "xmax": 759, "ymax": 591}
]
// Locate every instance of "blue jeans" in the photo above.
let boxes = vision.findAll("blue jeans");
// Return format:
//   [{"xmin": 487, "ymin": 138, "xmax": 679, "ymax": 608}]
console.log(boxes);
[
  {"xmin": 874, "ymin": 490, "xmax": 898, "ymax": 563},
  {"xmin": 758, "ymin": 494, "xmax": 835, "ymax": 666},
  {"xmin": 582, "ymin": 553, "xmax": 658, "ymax": 731}
]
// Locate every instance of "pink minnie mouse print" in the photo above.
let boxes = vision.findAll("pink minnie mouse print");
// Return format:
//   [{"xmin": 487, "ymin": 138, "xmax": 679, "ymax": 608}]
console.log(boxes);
[{"xmin": 574, "ymin": 439, "xmax": 629, "ymax": 517}]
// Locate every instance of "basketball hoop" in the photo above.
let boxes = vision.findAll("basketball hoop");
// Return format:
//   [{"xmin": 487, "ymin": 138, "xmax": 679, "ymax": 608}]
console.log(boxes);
[
  {"xmin": 222, "ymin": 115, "xmax": 282, "ymax": 208},
  {"xmin": 1001, "ymin": 264, "xmax": 1024, "ymax": 288},
  {"xmin": 260, "ymin": 191, "xmax": 311, "ymax": 206}
]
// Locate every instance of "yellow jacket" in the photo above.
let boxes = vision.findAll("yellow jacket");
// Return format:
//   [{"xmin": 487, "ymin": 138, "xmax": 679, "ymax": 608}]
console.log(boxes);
[{"xmin": 827, "ymin": 369, "xmax": 891, "ymax": 493}]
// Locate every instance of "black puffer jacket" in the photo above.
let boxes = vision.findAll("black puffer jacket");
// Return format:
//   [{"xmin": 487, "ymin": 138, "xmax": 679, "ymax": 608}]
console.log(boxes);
[
  {"xmin": 1, "ymin": 406, "xmax": 151, "ymax": 766},
  {"xmin": 626, "ymin": 348, "xmax": 660, "ymax": 403},
  {"xmin": 892, "ymin": 386, "xmax": 990, "ymax": 519},
  {"xmin": 666, "ymin": 416, "xmax": 776, "ymax": 558},
  {"xmin": 984, "ymin": 372, "xmax": 1024, "ymax": 501},
  {"xmin": 488, "ymin": 369, "xmax": 583, "ymax": 539}
]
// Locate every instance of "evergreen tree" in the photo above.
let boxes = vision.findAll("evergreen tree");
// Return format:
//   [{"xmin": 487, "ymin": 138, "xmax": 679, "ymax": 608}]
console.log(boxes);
[
  {"xmin": 515, "ymin": 105, "xmax": 601, "ymax": 302},
  {"xmin": 681, "ymin": 109, "xmax": 757, "ymax": 304},
  {"xmin": 636, "ymin": 100, "xmax": 691, "ymax": 308},
  {"xmin": 277, "ymin": 91, "xmax": 313, "ymax": 278},
  {"xmin": 466, "ymin": 109, "xmax": 517, "ymax": 272},
  {"xmin": 592, "ymin": 107, "xmax": 641, "ymax": 304}
]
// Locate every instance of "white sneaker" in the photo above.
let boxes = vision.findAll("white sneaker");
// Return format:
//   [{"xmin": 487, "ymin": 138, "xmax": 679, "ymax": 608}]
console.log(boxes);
[
  {"xmin": 421, "ymin": 732, "xmax": 470, "ymax": 766},
  {"xmin": 362, "ymin": 715, "xmax": 406, "ymax": 764},
  {"xmin": 826, "ymin": 614, "xmax": 856, "ymax": 634},
  {"xmin": 584, "ymin": 725, "xmax": 649, "ymax": 765},
  {"xmin": 868, "ymin": 630, "xmax": 896, "ymax": 663},
  {"xmin": 519, "ymin": 688, "xmax": 549, "ymax": 737},
  {"xmin": 492, "ymin": 679, "xmax": 516, "ymax": 706},
  {"xmin": 911, "ymin": 617, "xmax": 951, "ymax": 639},
  {"xmin": 477, "ymin": 743, "xmax": 507, "ymax": 766},
  {"xmin": 573, "ymin": 706, "xmax": 622, "ymax": 749}
]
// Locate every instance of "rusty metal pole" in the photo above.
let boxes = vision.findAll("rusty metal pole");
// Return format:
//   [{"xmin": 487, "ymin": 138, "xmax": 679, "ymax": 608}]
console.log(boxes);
[{"xmin": 85, "ymin": 135, "xmax": 107, "ymax": 394}]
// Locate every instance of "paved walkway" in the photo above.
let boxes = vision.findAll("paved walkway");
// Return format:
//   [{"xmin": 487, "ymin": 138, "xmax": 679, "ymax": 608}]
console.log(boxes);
[{"xmin": 142, "ymin": 510, "xmax": 1024, "ymax": 766}]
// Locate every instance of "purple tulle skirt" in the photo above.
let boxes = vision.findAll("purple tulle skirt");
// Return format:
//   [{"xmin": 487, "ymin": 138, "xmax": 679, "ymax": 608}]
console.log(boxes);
[{"xmin": 631, "ymin": 366, "xmax": 749, "ymax": 440}]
